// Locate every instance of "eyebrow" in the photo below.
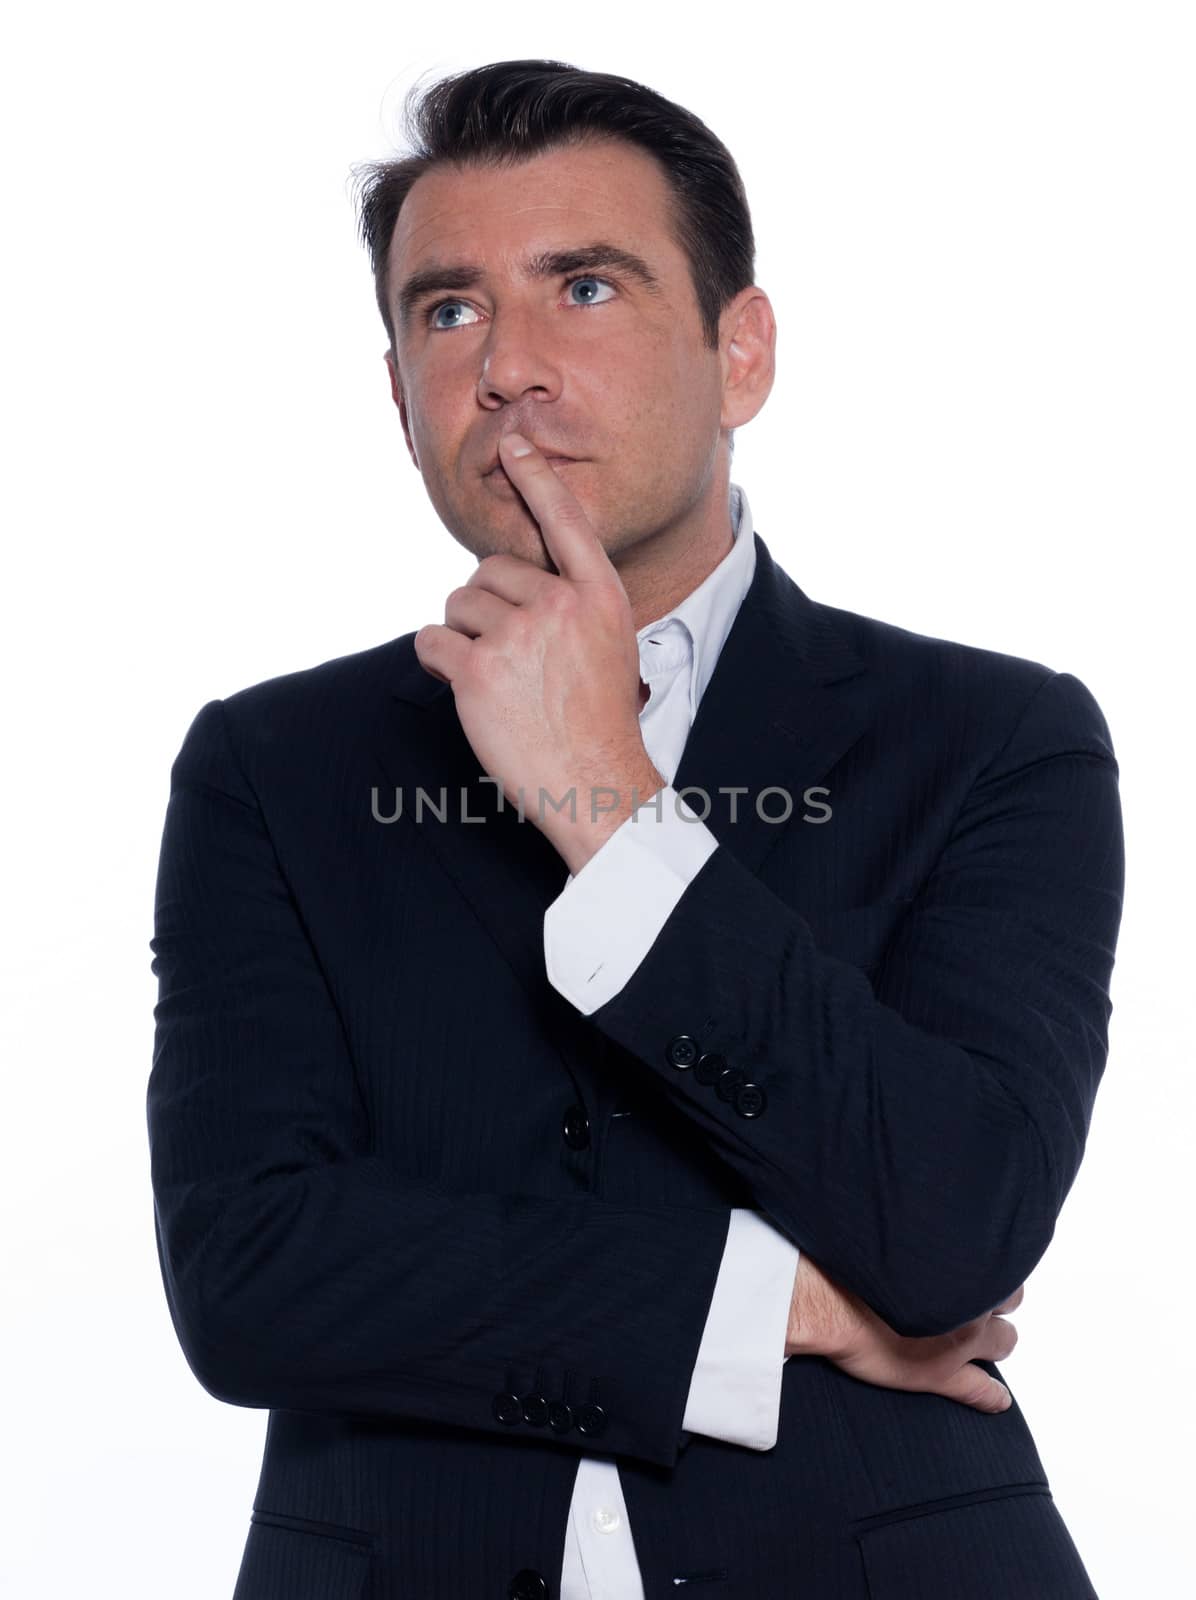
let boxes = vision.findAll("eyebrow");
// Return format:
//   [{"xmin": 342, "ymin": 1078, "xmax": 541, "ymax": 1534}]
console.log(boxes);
[{"xmin": 395, "ymin": 241, "xmax": 665, "ymax": 328}]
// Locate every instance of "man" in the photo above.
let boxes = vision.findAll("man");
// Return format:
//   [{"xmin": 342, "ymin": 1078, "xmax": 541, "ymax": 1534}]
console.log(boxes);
[{"xmin": 148, "ymin": 59, "xmax": 1123, "ymax": 1598}]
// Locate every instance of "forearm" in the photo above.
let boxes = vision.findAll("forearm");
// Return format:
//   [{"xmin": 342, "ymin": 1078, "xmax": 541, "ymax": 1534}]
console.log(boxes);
[
  {"xmin": 148, "ymin": 695, "xmax": 732, "ymax": 1472},
  {"xmin": 579, "ymin": 675, "xmax": 1123, "ymax": 1339},
  {"xmin": 152, "ymin": 1144, "xmax": 731, "ymax": 1469},
  {"xmin": 785, "ymin": 1251, "xmax": 865, "ymax": 1359}
]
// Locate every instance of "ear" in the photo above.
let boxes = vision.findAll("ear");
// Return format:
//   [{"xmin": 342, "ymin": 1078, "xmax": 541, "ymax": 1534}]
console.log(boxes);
[
  {"xmin": 384, "ymin": 349, "xmax": 418, "ymax": 469},
  {"xmin": 719, "ymin": 288, "xmax": 776, "ymax": 432}
]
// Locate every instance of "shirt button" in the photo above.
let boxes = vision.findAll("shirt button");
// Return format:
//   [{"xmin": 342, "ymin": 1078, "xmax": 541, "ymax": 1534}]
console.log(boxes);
[
  {"xmin": 592, "ymin": 1506, "xmax": 622, "ymax": 1535},
  {"xmin": 562, "ymin": 1103, "xmax": 590, "ymax": 1150}
]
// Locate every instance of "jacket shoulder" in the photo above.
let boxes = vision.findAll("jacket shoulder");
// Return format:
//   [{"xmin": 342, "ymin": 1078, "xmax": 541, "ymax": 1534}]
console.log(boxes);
[
  {"xmin": 820, "ymin": 596, "xmax": 1054, "ymax": 692},
  {"xmin": 805, "ymin": 594, "xmax": 1117, "ymax": 765},
  {"xmin": 220, "ymin": 632, "xmax": 417, "ymax": 727},
  {"xmin": 170, "ymin": 633, "xmax": 423, "ymax": 793}
]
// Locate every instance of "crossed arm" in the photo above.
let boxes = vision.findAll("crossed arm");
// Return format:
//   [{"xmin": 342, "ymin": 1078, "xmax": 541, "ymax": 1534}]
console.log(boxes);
[
  {"xmin": 149, "ymin": 668, "xmax": 1121, "ymax": 1468},
  {"xmin": 543, "ymin": 670, "xmax": 1123, "ymax": 1341}
]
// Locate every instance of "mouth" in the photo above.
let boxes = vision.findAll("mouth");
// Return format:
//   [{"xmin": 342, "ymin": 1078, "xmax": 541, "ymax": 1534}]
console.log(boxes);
[{"xmin": 483, "ymin": 453, "xmax": 580, "ymax": 477}]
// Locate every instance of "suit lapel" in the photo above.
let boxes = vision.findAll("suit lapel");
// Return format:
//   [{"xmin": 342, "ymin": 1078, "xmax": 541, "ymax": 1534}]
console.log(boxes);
[
  {"xmin": 669, "ymin": 533, "xmax": 870, "ymax": 877},
  {"xmin": 380, "ymin": 531, "xmax": 871, "ymax": 1005}
]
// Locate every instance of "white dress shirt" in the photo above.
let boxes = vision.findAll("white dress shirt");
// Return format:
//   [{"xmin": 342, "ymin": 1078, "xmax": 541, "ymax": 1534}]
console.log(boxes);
[{"xmin": 542, "ymin": 484, "xmax": 800, "ymax": 1599}]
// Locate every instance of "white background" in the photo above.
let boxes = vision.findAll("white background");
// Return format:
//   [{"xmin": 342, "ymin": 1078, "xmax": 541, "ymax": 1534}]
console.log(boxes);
[{"xmin": 3, "ymin": 3, "xmax": 1192, "ymax": 1594}]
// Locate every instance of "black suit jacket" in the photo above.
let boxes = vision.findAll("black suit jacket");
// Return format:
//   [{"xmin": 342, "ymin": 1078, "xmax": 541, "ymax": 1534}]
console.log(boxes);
[{"xmin": 148, "ymin": 530, "xmax": 1123, "ymax": 1599}]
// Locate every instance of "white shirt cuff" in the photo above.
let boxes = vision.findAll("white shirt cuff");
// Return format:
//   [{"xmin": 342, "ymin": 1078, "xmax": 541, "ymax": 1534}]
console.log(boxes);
[
  {"xmin": 543, "ymin": 785, "xmax": 718, "ymax": 1015},
  {"xmin": 681, "ymin": 1209, "xmax": 798, "ymax": 1450}
]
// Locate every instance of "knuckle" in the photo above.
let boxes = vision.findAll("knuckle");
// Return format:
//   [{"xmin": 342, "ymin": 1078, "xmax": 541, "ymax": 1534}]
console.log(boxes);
[
  {"xmin": 552, "ymin": 498, "xmax": 589, "ymax": 529},
  {"xmin": 599, "ymin": 582, "xmax": 631, "ymax": 621},
  {"xmin": 470, "ymin": 635, "xmax": 498, "ymax": 669},
  {"xmin": 475, "ymin": 553, "xmax": 508, "ymax": 581}
]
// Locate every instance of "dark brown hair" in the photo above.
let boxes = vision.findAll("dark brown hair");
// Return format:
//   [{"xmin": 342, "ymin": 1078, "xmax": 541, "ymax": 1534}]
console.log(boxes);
[{"xmin": 350, "ymin": 59, "xmax": 756, "ymax": 357}]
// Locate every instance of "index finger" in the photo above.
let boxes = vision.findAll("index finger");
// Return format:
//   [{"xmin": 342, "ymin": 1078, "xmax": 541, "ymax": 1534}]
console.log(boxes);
[{"xmin": 497, "ymin": 432, "xmax": 615, "ymax": 586}]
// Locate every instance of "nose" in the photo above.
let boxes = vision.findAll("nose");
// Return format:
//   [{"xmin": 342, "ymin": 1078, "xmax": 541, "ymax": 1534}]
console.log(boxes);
[{"xmin": 477, "ymin": 305, "xmax": 565, "ymax": 409}]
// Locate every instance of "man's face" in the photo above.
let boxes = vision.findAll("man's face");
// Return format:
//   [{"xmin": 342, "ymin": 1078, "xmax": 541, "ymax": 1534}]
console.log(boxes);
[{"xmin": 384, "ymin": 137, "xmax": 744, "ymax": 569}]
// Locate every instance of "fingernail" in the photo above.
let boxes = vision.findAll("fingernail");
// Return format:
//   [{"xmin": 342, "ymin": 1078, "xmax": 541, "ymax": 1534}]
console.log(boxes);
[
  {"xmin": 504, "ymin": 433, "xmax": 533, "ymax": 457},
  {"xmin": 998, "ymin": 1385, "xmax": 1012, "ymax": 1410}
]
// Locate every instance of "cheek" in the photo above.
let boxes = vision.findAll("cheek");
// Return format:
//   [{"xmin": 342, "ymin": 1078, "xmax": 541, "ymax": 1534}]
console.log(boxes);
[
  {"xmin": 668, "ymin": 333, "xmax": 720, "ymax": 413},
  {"xmin": 613, "ymin": 327, "xmax": 714, "ymax": 434},
  {"xmin": 596, "ymin": 354, "xmax": 679, "ymax": 439},
  {"xmin": 405, "ymin": 389, "xmax": 468, "ymax": 476}
]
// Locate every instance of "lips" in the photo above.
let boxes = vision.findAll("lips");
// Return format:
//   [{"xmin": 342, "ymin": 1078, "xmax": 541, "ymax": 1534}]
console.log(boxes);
[{"xmin": 483, "ymin": 448, "xmax": 579, "ymax": 476}]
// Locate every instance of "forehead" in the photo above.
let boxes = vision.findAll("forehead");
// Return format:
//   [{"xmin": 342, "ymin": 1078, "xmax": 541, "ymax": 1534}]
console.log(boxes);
[{"xmin": 387, "ymin": 138, "xmax": 679, "ymax": 297}]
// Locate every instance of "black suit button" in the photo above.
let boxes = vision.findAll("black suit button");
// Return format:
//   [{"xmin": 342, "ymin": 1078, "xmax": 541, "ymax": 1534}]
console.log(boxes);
[
  {"xmin": 549, "ymin": 1399, "xmax": 574, "ymax": 1432},
  {"xmin": 492, "ymin": 1391, "xmax": 523, "ymax": 1426},
  {"xmin": 575, "ymin": 1401, "xmax": 608, "ymax": 1438},
  {"xmin": 694, "ymin": 1050, "xmax": 728, "ymax": 1086},
  {"xmin": 508, "ymin": 1570, "xmax": 548, "ymax": 1600},
  {"xmin": 521, "ymin": 1392, "xmax": 549, "ymax": 1426},
  {"xmin": 734, "ymin": 1082, "xmax": 768, "ymax": 1118},
  {"xmin": 715, "ymin": 1066, "xmax": 746, "ymax": 1102},
  {"xmin": 562, "ymin": 1103, "xmax": 590, "ymax": 1149},
  {"xmin": 666, "ymin": 1035, "xmax": 700, "ymax": 1069}
]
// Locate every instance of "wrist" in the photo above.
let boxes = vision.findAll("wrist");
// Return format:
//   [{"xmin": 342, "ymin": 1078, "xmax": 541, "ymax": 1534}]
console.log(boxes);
[
  {"xmin": 546, "ymin": 751, "xmax": 664, "ymax": 874},
  {"xmin": 786, "ymin": 1254, "xmax": 862, "ymax": 1360}
]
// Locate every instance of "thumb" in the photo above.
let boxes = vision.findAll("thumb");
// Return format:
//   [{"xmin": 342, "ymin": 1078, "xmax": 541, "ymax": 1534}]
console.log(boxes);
[{"xmin": 937, "ymin": 1362, "xmax": 1013, "ymax": 1415}]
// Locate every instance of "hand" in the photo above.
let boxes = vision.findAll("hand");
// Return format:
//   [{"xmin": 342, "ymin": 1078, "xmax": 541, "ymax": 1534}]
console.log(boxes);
[
  {"xmin": 414, "ymin": 432, "xmax": 664, "ymax": 874},
  {"xmin": 785, "ymin": 1253, "xmax": 1021, "ymax": 1415}
]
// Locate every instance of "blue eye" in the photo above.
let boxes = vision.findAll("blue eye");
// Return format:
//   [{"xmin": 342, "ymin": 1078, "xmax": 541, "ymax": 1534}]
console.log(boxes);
[
  {"xmin": 428, "ymin": 301, "xmax": 477, "ymax": 330},
  {"xmin": 425, "ymin": 274, "xmax": 616, "ymax": 329},
  {"xmin": 566, "ymin": 275, "xmax": 616, "ymax": 307}
]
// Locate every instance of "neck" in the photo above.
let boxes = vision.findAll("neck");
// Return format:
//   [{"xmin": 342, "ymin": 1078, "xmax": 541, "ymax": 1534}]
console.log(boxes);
[{"xmin": 613, "ymin": 477, "xmax": 736, "ymax": 632}]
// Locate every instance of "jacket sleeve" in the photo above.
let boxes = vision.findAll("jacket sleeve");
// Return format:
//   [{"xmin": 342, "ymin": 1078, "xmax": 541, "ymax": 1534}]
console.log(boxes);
[
  {"xmin": 574, "ymin": 670, "xmax": 1125, "ymax": 1341},
  {"xmin": 146, "ymin": 697, "xmax": 732, "ymax": 1472}
]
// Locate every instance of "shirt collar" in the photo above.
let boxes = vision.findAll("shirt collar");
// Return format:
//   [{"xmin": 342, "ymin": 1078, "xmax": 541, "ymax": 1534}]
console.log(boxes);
[{"xmin": 636, "ymin": 482, "xmax": 758, "ymax": 723}]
